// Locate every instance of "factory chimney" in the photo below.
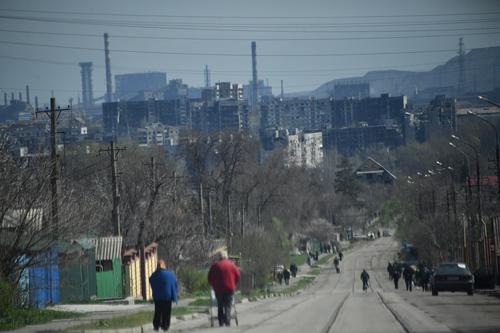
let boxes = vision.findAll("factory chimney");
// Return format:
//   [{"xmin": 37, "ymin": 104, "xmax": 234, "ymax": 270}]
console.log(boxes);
[
  {"xmin": 3, "ymin": 93, "xmax": 7, "ymax": 105},
  {"xmin": 26, "ymin": 85, "xmax": 30, "ymax": 105},
  {"xmin": 79, "ymin": 62, "xmax": 94, "ymax": 108},
  {"xmin": 251, "ymin": 41, "xmax": 258, "ymax": 111},
  {"xmin": 35, "ymin": 96, "xmax": 39, "ymax": 110},
  {"xmin": 104, "ymin": 33, "xmax": 113, "ymax": 103}
]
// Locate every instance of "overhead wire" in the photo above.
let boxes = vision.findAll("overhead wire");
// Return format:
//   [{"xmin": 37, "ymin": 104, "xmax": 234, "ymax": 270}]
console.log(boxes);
[
  {"xmin": 1, "ymin": 14, "xmax": 500, "ymax": 34},
  {"xmin": 2, "ymin": 7, "xmax": 500, "ymax": 19},
  {"xmin": 0, "ymin": 40, "xmax": 459, "ymax": 57},
  {"xmin": 1, "ymin": 28, "xmax": 500, "ymax": 42}
]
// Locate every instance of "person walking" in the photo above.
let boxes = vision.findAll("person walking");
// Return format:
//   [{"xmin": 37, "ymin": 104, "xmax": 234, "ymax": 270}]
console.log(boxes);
[
  {"xmin": 393, "ymin": 269, "xmax": 401, "ymax": 289},
  {"xmin": 149, "ymin": 259, "xmax": 178, "ymax": 332},
  {"xmin": 403, "ymin": 265, "xmax": 415, "ymax": 292},
  {"xmin": 333, "ymin": 256, "xmax": 340, "ymax": 273},
  {"xmin": 290, "ymin": 263, "xmax": 298, "ymax": 278},
  {"xmin": 387, "ymin": 262, "xmax": 394, "ymax": 280},
  {"xmin": 283, "ymin": 268, "xmax": 291, "ymax": 285},
  {"xmin": 361, "ymin": 269, "xmax": 370, "ymax": 291},
  {"xmin": 208, "ymin": 250, "xmax": 240, "ymax": 327}
]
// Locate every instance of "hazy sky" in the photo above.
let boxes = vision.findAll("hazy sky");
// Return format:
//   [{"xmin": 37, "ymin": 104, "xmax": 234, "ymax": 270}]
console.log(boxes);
[{"xmin": 0, "ymin": 0, "xmax": 499, "ymax": 106}]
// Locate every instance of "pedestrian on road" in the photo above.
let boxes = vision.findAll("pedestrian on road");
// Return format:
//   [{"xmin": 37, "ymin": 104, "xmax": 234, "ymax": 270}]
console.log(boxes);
[
  {"xmin": 333, "ymin": 257, "xmax": 340, "ymax": 273},
  {"xmin": 149, "ymin": 259, "xmax": 178, "ymax": 332},
  {"xmin": 339, "ymin": 251, "xmax": 344, "ymax": 261},
  {"xmin": 361, "ymin": 269, "xmax": 370, "ymax": 291},
  {"xmin": 290, "ymin": 263, "xmax": 298, "ymax": 278},
  {"xmin": 403, "ymin": 265, "xmax": 415, "ymax": 292},
  {"xmin": 277, "ymin": 269, "xmax": 283, "ymax": 285},
  {"xmin": 208, "ymin": 250, "xmax": 240, "ymax": 327},
  {"xmin": 393, "ymin": 270, "xmax": 401, "ymax": 289},
  {"xmin": 283, "ymin": 268, "xmax": 291, "ymax": 285},
  {"xmin": 387, "ymin": 262, "xmax": 394, "ymax": 280}
]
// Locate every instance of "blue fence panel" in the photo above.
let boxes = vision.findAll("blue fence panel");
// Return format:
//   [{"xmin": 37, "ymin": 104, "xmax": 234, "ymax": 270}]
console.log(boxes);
[{"xmin": 28, "ymin": 247, "xmax": 59, "ymax": 308}]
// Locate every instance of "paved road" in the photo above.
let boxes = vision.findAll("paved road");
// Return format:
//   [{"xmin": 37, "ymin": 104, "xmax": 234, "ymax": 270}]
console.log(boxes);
[{"xmin": 178, "ymin": 237, "xmax": 500, "ymax": 333}]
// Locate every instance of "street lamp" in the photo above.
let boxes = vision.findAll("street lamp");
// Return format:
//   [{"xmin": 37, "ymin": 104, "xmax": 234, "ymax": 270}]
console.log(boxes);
[
  {"xmin": 468, "ymin": 108, "xmax": 500, "ymax": 202},
  {"xmin": 449, "ymin": 141, "xmax": 476, "ymax": 269},
  {"xmin": 451, "ymin": 135, "xmax": 482, "ymax": 219},
  {"xmin": 451, "ymin": 135, "xmax": 484, "ymax": 271},
  {"xmin": 478, "ymin": 95, "xmax": 500, "ymax": 108},
  {"xmin": 436, "ymin": 161, "xmax": 461, "ymax": 261}
]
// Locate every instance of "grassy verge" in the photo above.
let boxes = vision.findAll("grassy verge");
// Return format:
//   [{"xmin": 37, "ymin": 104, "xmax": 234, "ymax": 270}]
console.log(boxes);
[
  {"xmin": 188, "ymin": 298, "xmax": 210, "ymax": 307},
  {"xmin": 316, "ymin": 254, "xmax": 334, "ymax": 266},
  {"xmin": 67, "ymin": 307, "xmax": 193, "ymax": 331},
  {"xmin": 281, "ymin": 276, "xmax": 315, "ymax": 294},
  {"xmin": 0, "ymin": 308, "xmax": 82, "ymax": 331},
  {"xmin": 289, "ymin": 253, "xmax": 307, "ymax": 266}
]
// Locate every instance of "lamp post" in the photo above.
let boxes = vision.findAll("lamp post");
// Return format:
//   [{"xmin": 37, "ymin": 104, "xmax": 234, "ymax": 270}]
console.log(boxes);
[
  {"xmin": 451, "ymin": 135, "xmax": 486, "ymax": 272},
  {"xmin": 468, "ymin": 108, "xmax": 500, "ymax": 202},
  {"xmin": 451, "ymin": 135, "xmax": 482, "ymax": 225},
  {"xmin": 436, "ymin": 161, "xmax": 461, "ymax": 261},
  {"xmin": 449, "ymin": 141, "xmax": 475, "ymax": 269}
]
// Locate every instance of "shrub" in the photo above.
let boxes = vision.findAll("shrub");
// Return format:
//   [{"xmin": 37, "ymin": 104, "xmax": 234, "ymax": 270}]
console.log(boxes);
[
  {"xmin": 177, "ymin": 267, "xmax": 210, "ymax": 295},
  {"xmin": 0, "ymin": 279, "xmax": 15, "ymax": 318}
]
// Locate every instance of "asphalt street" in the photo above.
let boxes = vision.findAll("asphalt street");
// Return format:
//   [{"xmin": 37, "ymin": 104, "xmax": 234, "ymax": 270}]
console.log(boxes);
[{"xmin": 181, "ymin": 237, "xmax": 500, "ymax": 333}]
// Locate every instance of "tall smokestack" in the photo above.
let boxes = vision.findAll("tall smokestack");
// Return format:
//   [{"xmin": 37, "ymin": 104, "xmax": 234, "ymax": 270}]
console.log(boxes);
[
  {"xmin": 26, "ymin": 85, "xmax": 30, "ymax": 105},
  {"xmin": 3, "ymin": 93, "xmax": 7, "ymax": 105},
  {"xmin": 35, "ymin": 96, "xmax": 39, "ymax": 110},
  {"xmin": 104, "ymin": 33, "xmax": 113, "ymax": 103},
  {"xmin": 251, "ymin": 41, "xmax": 258, "ymax": 111},
  {"xmin": 11, "ymin": 92, "xmax": 14, "ymax": 102},
  {"xmin": 79, "ymin": 62, "xmax": 94, "ymax": 108},
  {"xmin": 281, "ymin": 80, "xmax": 284, "ymax": 99}
]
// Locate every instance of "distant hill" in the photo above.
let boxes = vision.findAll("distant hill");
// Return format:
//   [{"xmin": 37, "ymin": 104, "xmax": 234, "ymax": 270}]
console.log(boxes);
[{"xmin": 288, "ymin": 46, "xmax": 500, "ymax": 99}]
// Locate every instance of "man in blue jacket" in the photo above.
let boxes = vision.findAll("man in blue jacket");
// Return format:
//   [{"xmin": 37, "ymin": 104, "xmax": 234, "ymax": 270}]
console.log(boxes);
[{"xmin": 149, "ymin": 259, "xmax": 178, "ymax": 331}]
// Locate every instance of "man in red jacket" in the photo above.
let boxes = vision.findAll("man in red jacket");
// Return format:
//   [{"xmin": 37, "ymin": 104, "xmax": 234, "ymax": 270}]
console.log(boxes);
[{"xmin": 208, "ymin": 250, "xmax": 240, "ymax": 327}]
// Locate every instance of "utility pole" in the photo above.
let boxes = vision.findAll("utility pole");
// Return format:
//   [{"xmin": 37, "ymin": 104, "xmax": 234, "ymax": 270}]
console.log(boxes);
[
  {"xmin": 458, "ymin": 37, "xmax": 466, "ymax": 94},
  {"xmin": 35, "ymin": 98, "xmax": 71, "ymax": 238},
  {"xmin": 199, "ymin": 181, "xmax": 205, "ymax": 234},
  {"xmin": 99, "ymin": 141, "xmax": 126, "ymax": 236},
  {"xmin": 138, "ymin": 156, "xmax": 156, "ymax": 300}
]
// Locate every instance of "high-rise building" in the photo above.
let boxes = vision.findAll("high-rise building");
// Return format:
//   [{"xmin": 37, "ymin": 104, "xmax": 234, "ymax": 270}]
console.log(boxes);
[
  {"xmin": 115, "ymin": 72, "xmax": 167, "ymax": 101},
  {"xmin": 287, "ymin": 130, "xmax": 323, "ymax": 168}
]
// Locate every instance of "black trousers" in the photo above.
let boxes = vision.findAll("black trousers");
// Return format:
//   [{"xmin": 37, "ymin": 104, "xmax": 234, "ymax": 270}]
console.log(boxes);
[
  {"xmin": 405, "ymin": 278, "xmax": 413, "ymax": 291},
  {"xmin": 215, "ymin": 292, "xmax": 233, "ymax": 327},
  {"xmin": 153, "ymin": 300, "xmax": 172, "ymax": 331}
]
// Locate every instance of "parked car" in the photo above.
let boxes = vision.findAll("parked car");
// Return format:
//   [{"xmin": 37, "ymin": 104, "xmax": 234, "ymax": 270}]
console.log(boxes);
[{"xmin": 430, "ymin": 262, "xmax": 474, "ymax": 296}]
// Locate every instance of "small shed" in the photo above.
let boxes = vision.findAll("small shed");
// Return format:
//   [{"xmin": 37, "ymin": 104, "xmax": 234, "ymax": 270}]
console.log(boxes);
[
  {"xmin": 123, "ymin": 242, "xmax": 158, "ymax": 300},
  {"xmin": 58, "ymin": 238, "xmax": 97, "ymax": 303},
  {"xmin": 28, "ymin": 247, "xmax": 59, "ymax": 308},
  {"xmin": 94, "ymin": 236, "xmax": 123, "ymax": 299}
]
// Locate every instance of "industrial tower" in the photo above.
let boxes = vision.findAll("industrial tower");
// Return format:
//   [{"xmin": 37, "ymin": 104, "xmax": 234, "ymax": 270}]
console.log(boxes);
[
  {"xmin": 79, "ymin": 62, "xmax": 94, "ymax": 108},
  {"xmin": 104, "ymin": 33, "xmax": 113, "ymax": 103}
]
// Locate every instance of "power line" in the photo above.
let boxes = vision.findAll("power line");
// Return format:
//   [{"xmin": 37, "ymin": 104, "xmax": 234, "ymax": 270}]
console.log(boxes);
[
  {"xmin": 1, "ymin": 14, "xmax": 499, "ymax": 34},
  {"xmin": 0, "ymin": 39, "xmax": 459, "ymax": 57},
  {"xmin": 2, "ymin": 7, "xmax": 500, "ymax": 19},
  {"xmin": 1, "ymin": 27, "xmax": 500, "ymax": 42}
]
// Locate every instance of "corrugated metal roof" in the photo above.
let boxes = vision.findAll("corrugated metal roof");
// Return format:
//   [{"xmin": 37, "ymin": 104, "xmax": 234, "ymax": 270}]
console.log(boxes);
[
  {"xmin": 2, "ymin": 208, "xmax": 44, "ymax": 231},
  {"xmin": 94, "ymin": 236, "xmax": 122, "ymax": 261}
]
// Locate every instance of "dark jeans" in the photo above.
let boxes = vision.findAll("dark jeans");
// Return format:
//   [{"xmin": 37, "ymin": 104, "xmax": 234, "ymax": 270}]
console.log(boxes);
[
  {"xmin": 215, "ymin": 292, "xmax": 233, "ymax": 327},
  {"xmin": 153, "ymin": 300, "xmax": 172, "ymax": 331},
  {"xmin": 405, "ymin": 278, "xmax": 413, "ymax": 291}
]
